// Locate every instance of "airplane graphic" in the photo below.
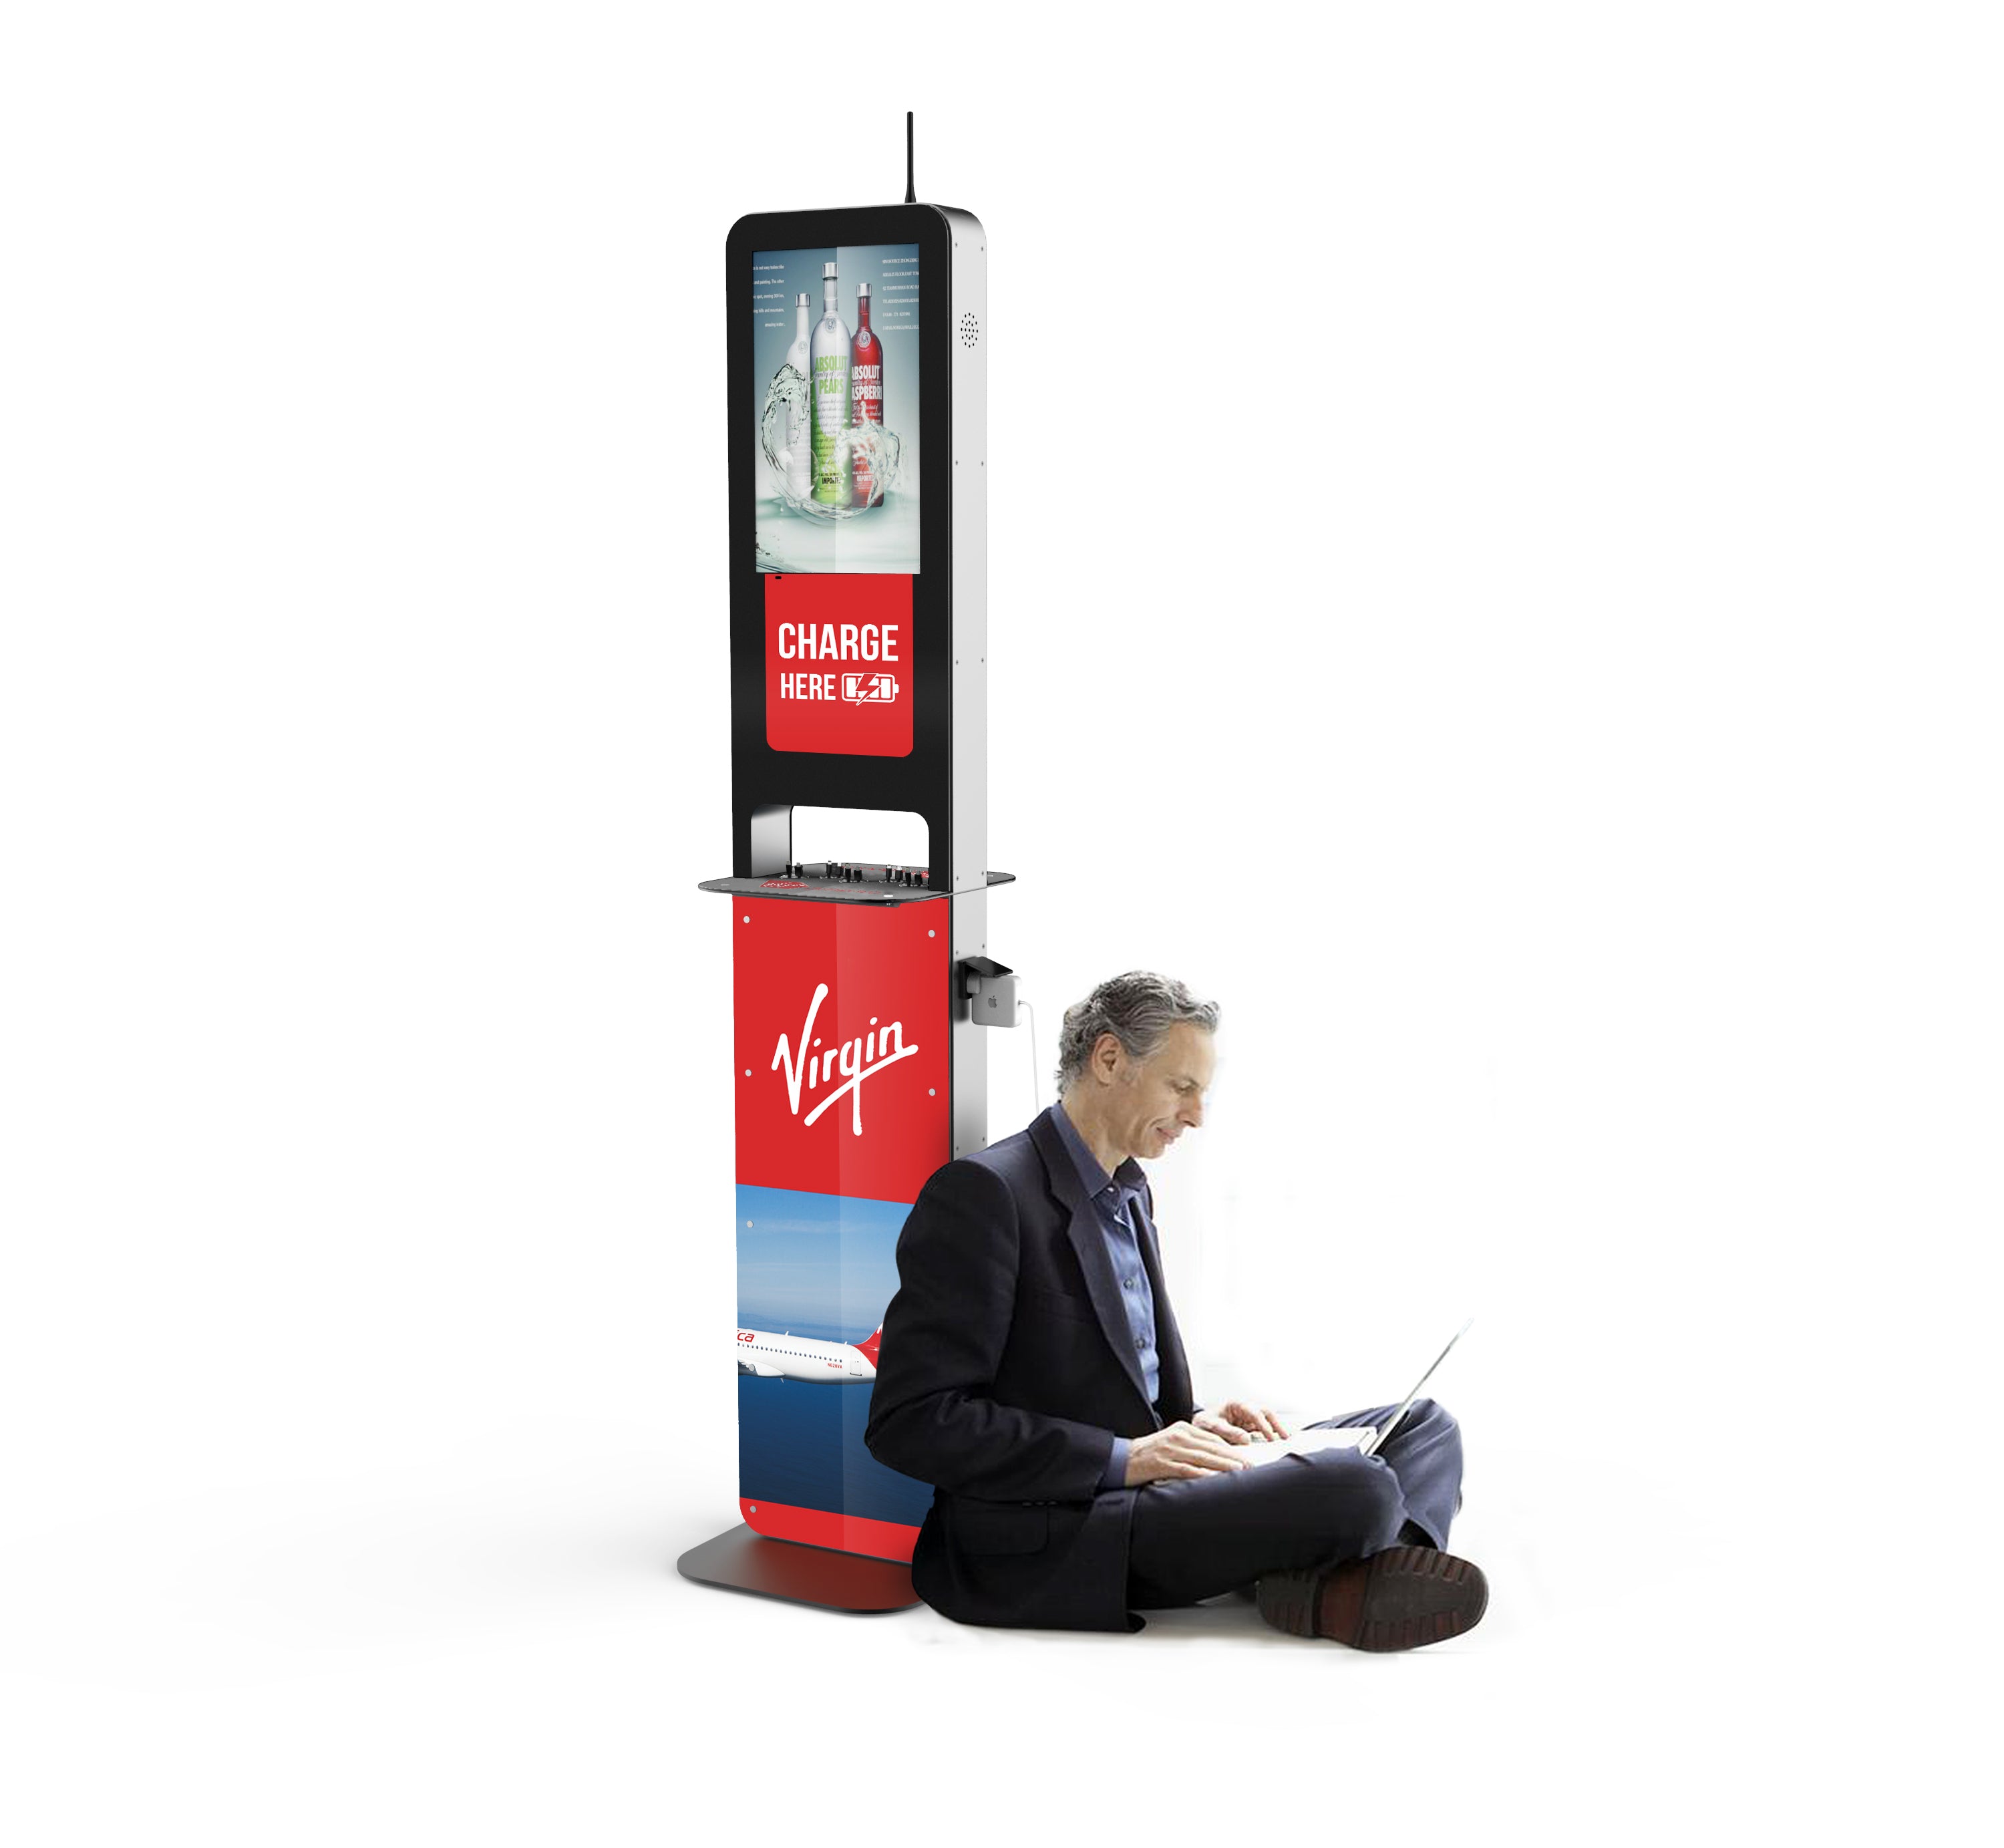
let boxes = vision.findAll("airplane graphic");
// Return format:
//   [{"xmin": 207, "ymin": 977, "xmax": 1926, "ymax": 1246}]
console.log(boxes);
[{"xmin": 735, "ymin": 1324, "xmax": 883, "ymax": 1383}]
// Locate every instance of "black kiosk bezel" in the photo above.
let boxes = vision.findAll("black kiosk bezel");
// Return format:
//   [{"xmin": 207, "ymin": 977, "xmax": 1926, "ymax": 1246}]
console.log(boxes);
[{"xmin": 723, "ymin": 205, "xmax": 960, "ymax": 885}]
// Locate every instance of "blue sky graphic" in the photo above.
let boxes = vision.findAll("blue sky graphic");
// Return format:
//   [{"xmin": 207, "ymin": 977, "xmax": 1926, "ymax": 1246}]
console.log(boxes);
[{"xmin": 735, "ymin": 1184, "xmax": 913, "ymax": 1342}]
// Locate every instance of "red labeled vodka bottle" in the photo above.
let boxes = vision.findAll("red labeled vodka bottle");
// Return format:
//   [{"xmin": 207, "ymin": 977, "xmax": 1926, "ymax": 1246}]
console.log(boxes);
[{"xmin": 850, "ymin": 282, "xmax": 882, "ymax": 507}]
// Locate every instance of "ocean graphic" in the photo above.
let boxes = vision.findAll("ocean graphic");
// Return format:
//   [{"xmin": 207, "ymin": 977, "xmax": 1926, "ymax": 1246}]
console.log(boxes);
[{"xmin": 737, "ymin": 1184, "xmax": 933, "ymax": 1529}]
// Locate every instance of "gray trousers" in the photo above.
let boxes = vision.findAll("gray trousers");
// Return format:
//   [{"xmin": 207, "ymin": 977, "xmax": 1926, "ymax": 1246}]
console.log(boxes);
[{"xmin": 1124, "ymin": 1398, "xmax": 1465, "ymax": 1609}]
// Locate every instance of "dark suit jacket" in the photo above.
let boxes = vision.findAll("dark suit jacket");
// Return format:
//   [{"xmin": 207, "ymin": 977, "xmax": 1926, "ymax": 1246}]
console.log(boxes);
[{"xmin": 864, "ymin": 1106, "xmax": 1195, "ymax": 1631}]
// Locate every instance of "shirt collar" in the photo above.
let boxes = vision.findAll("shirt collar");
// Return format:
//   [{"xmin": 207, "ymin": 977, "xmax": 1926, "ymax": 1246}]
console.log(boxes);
[{"xmin": 1049, "ymin": 1101, "xmax": 1146, "ymax": 1208}]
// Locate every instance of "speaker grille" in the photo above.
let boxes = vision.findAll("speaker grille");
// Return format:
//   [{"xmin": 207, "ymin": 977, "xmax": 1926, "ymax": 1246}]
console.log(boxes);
[{"xmin": 959, "ymin": 311, "xmax": 980, "ymax": 349}]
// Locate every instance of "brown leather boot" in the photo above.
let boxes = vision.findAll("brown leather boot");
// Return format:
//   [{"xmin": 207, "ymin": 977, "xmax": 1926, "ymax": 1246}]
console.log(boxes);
[{"xmin": 1255, "ymin": 1545, "xmax": 1488, "ymax": 1650}]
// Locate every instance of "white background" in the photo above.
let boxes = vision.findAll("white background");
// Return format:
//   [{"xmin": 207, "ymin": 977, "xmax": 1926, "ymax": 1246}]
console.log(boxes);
[{"xmin": 3, "ymin": 4, "xmax": 1998, "ymax": 1841}]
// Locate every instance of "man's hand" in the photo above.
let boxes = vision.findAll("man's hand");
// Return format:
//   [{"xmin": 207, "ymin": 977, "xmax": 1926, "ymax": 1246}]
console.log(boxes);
[
  {"xmin": 1124, "ymin": 1420, "xmax": 1254, "ymax": 1487},
  {"xmin": 1192, "ymin": 1400, "xmax": 1291, "ymax": 1446}
]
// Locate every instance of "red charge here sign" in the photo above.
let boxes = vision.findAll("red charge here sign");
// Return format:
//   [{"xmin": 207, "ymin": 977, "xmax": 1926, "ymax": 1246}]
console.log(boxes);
[{"xmin": 765, "ymin": 573, "xmax": 913, "ymax": 757}]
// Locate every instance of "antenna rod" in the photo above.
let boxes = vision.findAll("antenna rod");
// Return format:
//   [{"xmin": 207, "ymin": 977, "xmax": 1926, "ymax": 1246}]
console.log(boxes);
[{"xmin": 905, "ymin": 111, "xmax": 915, "ymax": 203}]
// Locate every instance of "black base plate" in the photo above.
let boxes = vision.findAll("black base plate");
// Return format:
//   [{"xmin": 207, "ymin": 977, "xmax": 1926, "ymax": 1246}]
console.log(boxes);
[{"xmin": 676, "ymin": 1525, "xmax": 923, "ymax": 1613}]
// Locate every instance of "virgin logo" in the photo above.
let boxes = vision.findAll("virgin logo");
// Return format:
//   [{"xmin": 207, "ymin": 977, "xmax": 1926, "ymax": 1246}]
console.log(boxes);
[{"xmin": 772, "ymin": 983, "xmax": 919, "ymax": 1135}]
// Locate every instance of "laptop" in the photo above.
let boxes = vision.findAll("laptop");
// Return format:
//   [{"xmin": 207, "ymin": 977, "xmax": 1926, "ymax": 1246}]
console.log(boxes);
[
  {"xmin": 1359, "ymin": 1317, "xmax": 1474, "ymax": 1456},
  {"xmin": 1232, "ymin": 1318, "xmax": 1474, "ymax": 1467}
]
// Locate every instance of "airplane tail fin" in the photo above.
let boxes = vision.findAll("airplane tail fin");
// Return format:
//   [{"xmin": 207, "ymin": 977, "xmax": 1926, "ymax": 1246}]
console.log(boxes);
[{"xmin": 852, "ymin": 1324, "xmax": 883, "ymax": 1368}]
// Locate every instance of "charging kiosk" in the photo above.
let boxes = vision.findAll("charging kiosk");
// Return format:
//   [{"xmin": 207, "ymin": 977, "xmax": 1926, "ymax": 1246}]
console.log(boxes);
[{"xmin": 677, "ymin": 154, "xmax": 1010, "ymax": 1610}]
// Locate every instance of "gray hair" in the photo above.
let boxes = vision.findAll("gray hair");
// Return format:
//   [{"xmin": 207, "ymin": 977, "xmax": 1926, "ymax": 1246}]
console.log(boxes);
[{"xmin": 1055, "ymin": 971, "xmax": 1219, "ymax": 1094}]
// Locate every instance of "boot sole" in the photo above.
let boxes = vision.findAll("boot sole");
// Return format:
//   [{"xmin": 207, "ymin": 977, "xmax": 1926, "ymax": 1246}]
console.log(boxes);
[{"xmin": 1257, "ymin": 1545, "xmax": 1488, "ymax": 1651}]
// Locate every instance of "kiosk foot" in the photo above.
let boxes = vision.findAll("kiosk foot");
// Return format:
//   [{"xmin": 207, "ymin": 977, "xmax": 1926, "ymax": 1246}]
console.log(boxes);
[{"xmin": 676, "ymin": 1525, "xmax": 922, "ymax": 1613}]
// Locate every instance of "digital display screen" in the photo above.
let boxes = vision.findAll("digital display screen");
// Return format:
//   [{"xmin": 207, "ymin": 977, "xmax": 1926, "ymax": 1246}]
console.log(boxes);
[{"xmin": 750, "ymin": 243, "xmax": 920, "ymax": 574}]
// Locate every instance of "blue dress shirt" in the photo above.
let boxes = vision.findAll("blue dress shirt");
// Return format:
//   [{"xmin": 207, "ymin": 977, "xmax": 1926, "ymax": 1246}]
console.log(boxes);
[{"xmin": 1047, "ymin": 1101, "xmax": 1160, "ymax": 1492}]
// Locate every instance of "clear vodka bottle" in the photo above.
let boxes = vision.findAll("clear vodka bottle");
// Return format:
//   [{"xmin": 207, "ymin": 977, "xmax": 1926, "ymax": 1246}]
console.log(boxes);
[{"xmin": 783, "ymin": 291, "xmax": 812, "ymax": 502}]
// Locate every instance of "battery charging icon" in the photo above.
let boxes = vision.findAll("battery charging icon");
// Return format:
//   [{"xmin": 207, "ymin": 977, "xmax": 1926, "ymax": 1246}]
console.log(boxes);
[{"xmin": 841, "ymin": 672, "xmax": 898, "ymax": 705}]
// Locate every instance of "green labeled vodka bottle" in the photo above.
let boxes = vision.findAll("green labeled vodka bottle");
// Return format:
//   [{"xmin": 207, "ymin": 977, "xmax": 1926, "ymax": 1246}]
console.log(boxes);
[{"xmin": 809, "ymin": 259, "xmax": 852, "ymax": 506}]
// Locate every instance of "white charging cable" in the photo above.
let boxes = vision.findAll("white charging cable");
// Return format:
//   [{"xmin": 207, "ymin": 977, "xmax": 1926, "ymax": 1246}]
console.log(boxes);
[{"xmin": 1017, "ymin": 999, "xmax": 1044, "ymax": 1114}]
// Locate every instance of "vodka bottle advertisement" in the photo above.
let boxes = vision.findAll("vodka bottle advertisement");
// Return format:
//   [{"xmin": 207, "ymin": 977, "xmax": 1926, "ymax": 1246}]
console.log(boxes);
[
  {"xmin": 752, "ymin": 242, "xmax": 919, "ymax": 575},
  {"xmin": 782, "ymin": 291, "xmax": 812, "ymax": 504},
  {"xmin": 808, "ymin": 261, "xmax": 852, "ymax": 506},
  {"xmin": 849, "ymin": 282, "xmax": 882, "ymax": 508}
]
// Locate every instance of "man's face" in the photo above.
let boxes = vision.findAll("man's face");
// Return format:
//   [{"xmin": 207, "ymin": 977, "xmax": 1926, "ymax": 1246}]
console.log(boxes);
[{"xmin": 1100, "ymin": 1022, "xmax": 1215, "ymax": 1164}]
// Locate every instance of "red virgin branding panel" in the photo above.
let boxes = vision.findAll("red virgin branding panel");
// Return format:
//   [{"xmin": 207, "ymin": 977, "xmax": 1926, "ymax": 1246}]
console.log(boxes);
[
  {"xmin": 732, "ymin": 897, "xmax": 948, "ymax": 1203},
  {"xmin": 740, "ymin": 1498, "xmax": 915, "ymax": 1564},
  {"xmin": 765, "ymin": 573, "xmax": 913, "ymax": 757}
]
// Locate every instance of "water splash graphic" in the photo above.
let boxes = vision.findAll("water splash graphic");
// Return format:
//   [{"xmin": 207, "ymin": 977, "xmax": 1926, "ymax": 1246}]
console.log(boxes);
[{"xmin": 760, "ymin": 365, "xmax": 904, "ymax": 520}]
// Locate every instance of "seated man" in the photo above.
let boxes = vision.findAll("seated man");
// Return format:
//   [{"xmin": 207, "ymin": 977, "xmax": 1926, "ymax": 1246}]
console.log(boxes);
[{"xmin": 865, "ymin": 971, "xmax": 1488, "ymax": 1648}]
